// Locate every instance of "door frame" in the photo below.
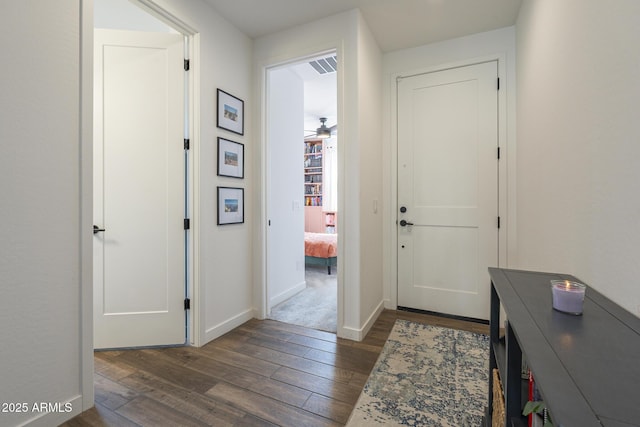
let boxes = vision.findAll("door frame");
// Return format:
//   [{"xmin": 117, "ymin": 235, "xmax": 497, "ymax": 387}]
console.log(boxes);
[
  {"xmin": 100, "ymin": 0, "xmax": 203, "ymax": 346},
  {"xmin": 387, "ymin": 55, "xmax": 510, "ymax": 310},
  {"xmin": 256, "ymin": 46, "xmax": 345, "ymax": 336}
]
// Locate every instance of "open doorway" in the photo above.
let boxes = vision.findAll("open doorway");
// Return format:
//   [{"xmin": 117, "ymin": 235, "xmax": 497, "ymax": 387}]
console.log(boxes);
[{"xmin": 266, "ymin": 53, "xmax": 338, "ymax": 333}]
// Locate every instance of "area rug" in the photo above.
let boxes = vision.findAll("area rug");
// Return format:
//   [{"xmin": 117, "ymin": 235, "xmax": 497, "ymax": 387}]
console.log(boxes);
[{"xmin": 347, "ymin": 320, "xmax": 489, "ymax": 426}]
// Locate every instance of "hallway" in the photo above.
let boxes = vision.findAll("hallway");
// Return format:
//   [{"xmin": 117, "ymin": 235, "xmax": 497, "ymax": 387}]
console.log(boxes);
[{"xmin": 62, "ymin": 311, "xmax": 487, "ymax": 426}]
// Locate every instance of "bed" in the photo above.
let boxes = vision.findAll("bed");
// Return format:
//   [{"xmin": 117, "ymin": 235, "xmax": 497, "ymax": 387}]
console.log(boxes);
[{"xmin": 304, "ymin": 232, "xmax": 337, "ymax": 274}]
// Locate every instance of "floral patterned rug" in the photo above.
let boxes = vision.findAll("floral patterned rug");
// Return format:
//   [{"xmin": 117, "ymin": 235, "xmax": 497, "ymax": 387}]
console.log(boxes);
[{"xmin": 347, "ymin": 320, "xmax": 489, "ymax": 426}]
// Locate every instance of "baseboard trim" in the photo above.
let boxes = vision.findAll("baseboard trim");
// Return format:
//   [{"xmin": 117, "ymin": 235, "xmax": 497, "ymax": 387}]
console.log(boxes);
[
  {"xmin": 339, "ymin": 300, "xmax": 385, "ymax": 341},
  {"xmin": 362, "ymin": 300, "xmax": 386, "ymax": 337},
  {"xmin": 269, "ymin": 280, "xmax": 306, "ymax": 308},
  {"xmin": 203, "ymin": 309, "xmax": 254, "ymax": 345},
  {"xmin": 19, "ymin": 394, "xmax": 82, "ymax": 427}
]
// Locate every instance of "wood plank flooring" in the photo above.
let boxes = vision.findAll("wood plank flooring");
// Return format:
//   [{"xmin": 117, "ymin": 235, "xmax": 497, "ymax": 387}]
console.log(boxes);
[{"xmin": 61, "ymin": 309, "xmax": 488, "ymax": 427}]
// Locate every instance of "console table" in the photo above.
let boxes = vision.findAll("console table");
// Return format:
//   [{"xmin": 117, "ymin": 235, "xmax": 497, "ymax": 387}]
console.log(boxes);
[{"xmin": 487, "ymin": 268, "xmax": 640, "ymax": 427}]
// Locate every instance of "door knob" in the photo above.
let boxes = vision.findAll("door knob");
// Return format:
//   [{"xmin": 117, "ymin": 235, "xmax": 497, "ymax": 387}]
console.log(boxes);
[
  {"xmin": 399, "ymin": 220, "xmax": 414, "ymax": 227},
  {"xmin": 93, "ymin": 225, "xmax": 106, "ymax": 234}
]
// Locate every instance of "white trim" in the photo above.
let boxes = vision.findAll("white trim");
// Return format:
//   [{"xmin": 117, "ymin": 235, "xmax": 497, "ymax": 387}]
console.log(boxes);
[
  {"xmin": 387, "ymin": 53, "xmax": 511, "ymax": 311},
  {"xmin": 204, "ymin": 309, "xmax": 254, "ymax": 343},
  {"xmin": 496, "ymin": 53, "xmax": 510, "ymax": 269},
  {"xmin": 269, "ymin": 281, "xmax": 307, "ymax": 308},
  {"xmin": 334, "ymin": 41, "xmax": 346, "ymax": 340},
  {"xmin": 16, "ymin": 395, "xmax": 83, "ymax": 427},
  {"xmin": 254, "ymin": 60, "xmax": 269, "ymax": 320},
  {"xmin": 80, "ymin": 0, "xmax": 94, "ymax": 413},
  {"xmin": 133, "ymin": 0, "xmax": 198, "ymax": 35},
  {"xmin": 387, "ymin": 68, "xmax": 399, "ymax": 310},
  {"xmin": 189, "ymin": 33, "xmax": 202, "ymax": 347},
  {"xmin": 340, "ymin": 301, "xmax": 385, "ymax": 341}
]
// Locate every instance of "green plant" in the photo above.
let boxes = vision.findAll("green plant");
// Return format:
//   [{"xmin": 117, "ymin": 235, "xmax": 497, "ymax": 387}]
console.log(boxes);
[{"xmin": 523, "ymin": 401, "xmax": 554, "ymax": 427}]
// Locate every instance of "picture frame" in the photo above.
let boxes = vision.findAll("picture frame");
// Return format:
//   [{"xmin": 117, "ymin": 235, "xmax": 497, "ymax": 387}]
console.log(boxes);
[
  {"xmin": 217, "ymin": 137, "xmax": 244, "ymax": 179},
  {"xmin": 217, "ymin": 89, "xmax": 244, "ymax": 135},
  {"xmin": 217, "ymin": 186, "xmax": 244, "ymax": 225}
]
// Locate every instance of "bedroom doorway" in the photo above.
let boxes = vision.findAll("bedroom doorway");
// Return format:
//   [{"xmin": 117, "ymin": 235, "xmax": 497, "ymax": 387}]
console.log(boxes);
[{"xmin": 266, "ymin": 52, "xmax": 338, "ymax": 333}]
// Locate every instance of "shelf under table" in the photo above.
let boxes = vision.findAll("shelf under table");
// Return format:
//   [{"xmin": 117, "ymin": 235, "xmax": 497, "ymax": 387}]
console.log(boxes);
[{"xmin": 489, "ymin": 268, "xmax": 640, "ymax": 427}]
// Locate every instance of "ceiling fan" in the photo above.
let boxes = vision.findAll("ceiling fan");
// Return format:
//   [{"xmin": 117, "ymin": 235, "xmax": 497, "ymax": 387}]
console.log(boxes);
[{"xmin": 305, "ymin": 117, "xmax": 337, "ymax": 140}]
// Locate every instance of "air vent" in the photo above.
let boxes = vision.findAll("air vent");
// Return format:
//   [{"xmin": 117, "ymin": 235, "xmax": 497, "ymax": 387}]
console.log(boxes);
[{"xmin": 309, "ymin": 55, "xmax": 338, "ymax": 74}]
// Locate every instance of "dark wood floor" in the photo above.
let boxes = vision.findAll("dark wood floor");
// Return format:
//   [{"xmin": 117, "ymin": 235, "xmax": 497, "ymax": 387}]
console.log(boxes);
[{"xmin": 61, "ymin": 309, "xmax": 488, "ymax": 427}]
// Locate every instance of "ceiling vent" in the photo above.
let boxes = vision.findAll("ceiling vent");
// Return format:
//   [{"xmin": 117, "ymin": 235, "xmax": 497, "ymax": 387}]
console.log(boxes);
[{"xmin": 309, "ymin": 55, "xmax": 338, "ymax": 74}]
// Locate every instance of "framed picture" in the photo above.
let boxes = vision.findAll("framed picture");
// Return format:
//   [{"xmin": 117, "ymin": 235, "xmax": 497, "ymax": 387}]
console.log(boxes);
[
  {"xmin": 217, "ymin": 186, "xmax": 244, "ymax": 225},
  {"xmin": 217, "ymin": 89, "xmax": 244, "ymax": 135},
  {"xmin": 217, "ymin": 137, "xmax": 244, "ymax": 179}
]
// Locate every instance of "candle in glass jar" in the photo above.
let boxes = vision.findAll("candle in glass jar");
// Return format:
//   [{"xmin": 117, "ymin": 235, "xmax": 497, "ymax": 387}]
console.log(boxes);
[{"xmin": 551, "ymin": 280, "xmax": 586, "ymax": 315}]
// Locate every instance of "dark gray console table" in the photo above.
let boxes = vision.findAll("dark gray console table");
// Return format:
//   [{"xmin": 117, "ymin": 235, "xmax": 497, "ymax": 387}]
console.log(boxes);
[{"xmin": 487, "ymin": 268, "xmax": 640, "ymax": 427}]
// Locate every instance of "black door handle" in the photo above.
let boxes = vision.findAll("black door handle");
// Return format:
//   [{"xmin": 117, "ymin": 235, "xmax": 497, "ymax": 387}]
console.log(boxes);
[
  {"xmin": 399, "ymin": 220, "xmax": 414, "ymax": 227},
  {"xmin": 93, "ymin": 225, "xmax": 106, "ymax": 234}
]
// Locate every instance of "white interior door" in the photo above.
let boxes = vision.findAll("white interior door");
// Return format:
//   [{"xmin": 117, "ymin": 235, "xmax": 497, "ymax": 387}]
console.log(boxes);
[
  {"xmin": 94, "ymin": 29, "xmax": 185, "ymax": 348},
  {"xmin": 397, "ymin": 61, "xmax": 498, "ymax": 320},
  {"xmin": 266, "ymin": 66, "xmax": 306, "ymax": 312}
]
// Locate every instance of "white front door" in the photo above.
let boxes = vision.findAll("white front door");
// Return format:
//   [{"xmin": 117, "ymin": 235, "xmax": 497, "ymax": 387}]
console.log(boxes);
[
  {"xmin": 93, "ymin": 29, "xmax": 185, "ymax": 348},
  {"xmin": 397, "ymin": 61, "xmax": 498, "ymax": 321}
]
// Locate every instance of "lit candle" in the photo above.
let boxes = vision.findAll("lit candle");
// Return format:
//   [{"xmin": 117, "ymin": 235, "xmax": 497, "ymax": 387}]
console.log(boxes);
[{"xmin": 551, "ymin": 280, "xmax": 586, "ymax": 315}]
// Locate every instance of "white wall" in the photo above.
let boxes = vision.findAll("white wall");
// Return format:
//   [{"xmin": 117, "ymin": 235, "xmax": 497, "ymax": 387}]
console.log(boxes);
[
  {"xmin": 253, "ymin": 9, "xmax": 385, "ymax": 340},
  {"xmin": 381, "ymin": 26, "xmax": 517, "ymax": 308},
  {"xmin": 267, "ymin": 67, "xmax": 306, "ymax": 308},
  {"xmin": 516, "ymin": 0, "xmax": 640, "ymax": 316},
  {"xmin": 356, "ymin": 12, "xmax": 385, "ymax": 328},
  {"xmin": 147, "ymin": 0, "xmax": 253, "ymax": 344},
  {"xmin": 0, "ymin": 1, "xmax": 93, "ymax": 426}
]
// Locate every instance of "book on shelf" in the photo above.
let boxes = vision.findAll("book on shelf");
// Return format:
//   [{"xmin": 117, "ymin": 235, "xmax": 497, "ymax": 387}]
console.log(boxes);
[
  {"xmin": 305, "ymin": 196, "xmax": 322, "ymax": 206},
  {"xmin": 528, "ymin": 370, "xmax": 545, "ymax": 427}
]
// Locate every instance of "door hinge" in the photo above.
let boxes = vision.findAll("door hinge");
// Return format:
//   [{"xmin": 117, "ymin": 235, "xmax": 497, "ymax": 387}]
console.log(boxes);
[
  {"xmin": 184, "ymin": 218, "xmax": 190, "ymax": 230},
  {"xmin": 184, "ymin": 138, "xmax": 190, "ymax": 150},
  {"xmin": 497, "ymin": 216, "xmax": 501, "ymax": 229},
  {"xmin": 184, "ymin": 59, "xmax": 190, "ymax": 71},
  {"xmin": 497, "ymin": 146, "xmax": 501, "ymax": 159},
  {"xmin": 497, "ymin": 77, "xmax": 500, "ymax": 90},
  {"xmin": 184, "ymin": 298, "xmax": 191, "ymax": 310}
]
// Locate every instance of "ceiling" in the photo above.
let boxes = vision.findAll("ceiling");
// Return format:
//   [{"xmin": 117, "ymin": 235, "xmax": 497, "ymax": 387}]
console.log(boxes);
[
  {"xmin": 289, "ymin": 56, "xmax": 338, "ymax": 136},
  {"xmin": 202, "ymin": 0, "xmax": 522, "ymax": 137},
  {"xmin": 201, "ymin": 0, "xmax": 522, "ymax": 53}
]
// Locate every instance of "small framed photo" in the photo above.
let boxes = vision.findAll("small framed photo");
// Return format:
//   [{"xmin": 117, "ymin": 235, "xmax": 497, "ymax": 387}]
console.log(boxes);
[
  {"xmin": 217, "ymin": 187, "xmax": 244, "ymax": 225},
  {"xmin": 217, "ymin": 137, "xmax": 244, "ymax": 179},
  {"xmin": 217, "ymin": 89, "xmax": 244, "ymax": 135}
]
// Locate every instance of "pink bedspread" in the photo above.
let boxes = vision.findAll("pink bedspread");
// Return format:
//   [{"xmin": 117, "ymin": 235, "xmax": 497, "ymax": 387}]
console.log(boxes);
[{"xmin": 304, "ymin": 232, "xmax": 337, "ymax": 258}]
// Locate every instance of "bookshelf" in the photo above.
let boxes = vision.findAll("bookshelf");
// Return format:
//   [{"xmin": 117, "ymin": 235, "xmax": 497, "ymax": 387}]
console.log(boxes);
[
  {"xmin": 304, "ymin": 139, "xmax": 337, "ymax": 233},
  {"xmin": 304, "ymin": 140, "xmax": 323, "ymax": 207},
  {"xmin": 324, "ymin": 211, "xmax": 336, "ymax": 234},
  {"xmin": 486, "ymin": 268, "xmax": 640, "ymax": 427}
]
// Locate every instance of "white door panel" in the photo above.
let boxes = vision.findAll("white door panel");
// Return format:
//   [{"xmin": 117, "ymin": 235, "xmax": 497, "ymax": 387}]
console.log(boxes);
[
  {"xmin": 397, "ymin": 61, "xmax": 498, "ymax": 320},
  {"xmin": 412, "ymin": 227, "xmax": 479, "ymax": 292},
  {"xmin": 94, "ymin": 29, "xmax": 184, "ymax": 348}
]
